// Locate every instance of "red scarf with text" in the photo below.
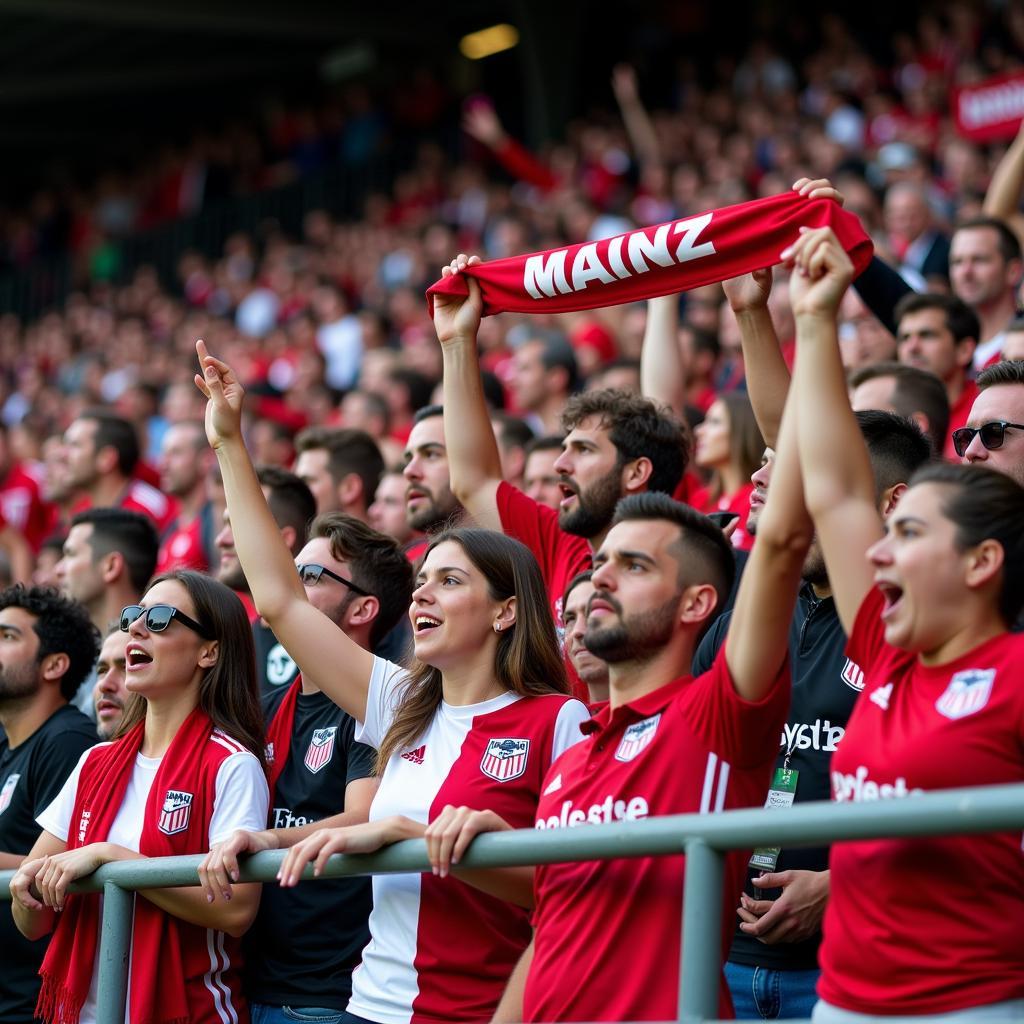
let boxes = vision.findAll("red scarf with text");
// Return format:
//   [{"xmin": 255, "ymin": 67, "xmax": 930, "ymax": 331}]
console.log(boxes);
[
  {"xmin": 426, "ymin": 191, "xmax": 872, "ymax": 317},
  {"xmin": 37, "ymin": 708, "xmax": 222, "ymax": 1024},
  {"xmin": 264, "ymin": 676, "xmax": 302, "ymax": 791}
]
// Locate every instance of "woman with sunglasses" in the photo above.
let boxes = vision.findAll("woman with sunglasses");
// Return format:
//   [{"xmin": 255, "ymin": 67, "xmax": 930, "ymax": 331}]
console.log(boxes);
[
  {"xmin": 194, "ymin": 340, "xmax": 589, "ymax": 1024},
  {"xmin": 785, "ymin": 227, "xmax": 1024, "ymax": 1021},
  {"xmin": 10, "ymin": 570, "xmax": 269, "ymax": 1024}
]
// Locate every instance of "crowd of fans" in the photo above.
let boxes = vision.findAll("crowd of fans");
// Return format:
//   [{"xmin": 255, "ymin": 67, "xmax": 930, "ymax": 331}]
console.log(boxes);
[{"xmin": 2, "ymin": 5, "xmax": 1024, "ymax": 1024}]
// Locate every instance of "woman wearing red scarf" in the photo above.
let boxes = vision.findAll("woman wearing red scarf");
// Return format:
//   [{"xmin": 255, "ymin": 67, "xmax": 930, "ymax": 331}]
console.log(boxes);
[{"xmin": 10, "ymin": 570, "xmax": 270, "ymax": 1024}]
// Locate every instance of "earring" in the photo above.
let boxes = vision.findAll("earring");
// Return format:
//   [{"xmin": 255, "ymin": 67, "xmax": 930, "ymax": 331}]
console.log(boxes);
[{"xmin": 494, "ymin": 623, "xmax": 502, "ymax": 633}]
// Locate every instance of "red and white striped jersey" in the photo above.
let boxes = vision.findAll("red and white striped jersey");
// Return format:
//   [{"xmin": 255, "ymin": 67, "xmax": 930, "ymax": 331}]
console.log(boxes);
[
  {"xmin": 524, "ymin": 648, "xmax": 789, "ymax": 1023},
  {"xmin": 350, "ymin": 657, "xmax": 590, "ymax": 1024}
]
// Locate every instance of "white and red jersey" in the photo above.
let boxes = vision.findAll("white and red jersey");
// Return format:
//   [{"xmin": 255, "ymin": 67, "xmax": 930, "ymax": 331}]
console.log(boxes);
[
  {"xmin": 524, "ymin": 648, "xmax": 789, "ymax": 1023},
  {"xmin": 72, "ymin": 480, "xmax": 177, "ymax": 534},
  {"xmin": 349, "ymin": 657, "xmax": 590, "ymax": 1024},
  {"xmin": 0, "ymin": 462, "xmax": 54, "ymax": 551},
  {"xmin": 819, "ymin": 586, "xmax": 1024, "ymax": 1016}
]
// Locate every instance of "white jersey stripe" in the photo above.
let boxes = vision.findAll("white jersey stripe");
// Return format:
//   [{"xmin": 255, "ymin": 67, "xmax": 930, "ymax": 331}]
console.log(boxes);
[
  {"xmin": 699, "ymin": 752, "xmax": 718, "ymax": 814},
  {"xmin": 204, "ymin": 929, "xmax": 231, "ymax": 1024},
  {"xmin": 210, "ymin": 734, "xmax": 244, "ymax": 757},
  {"xmin": 714, "ymin": 759, "xmax": 730, "ymax": 813},
  {"xmin": 212, "ymin": 729, "xmax": 245, "ymax": 753},
  {"xmin": 215, "ymin": 931, "xmax": 239, "ymax": 1024}
]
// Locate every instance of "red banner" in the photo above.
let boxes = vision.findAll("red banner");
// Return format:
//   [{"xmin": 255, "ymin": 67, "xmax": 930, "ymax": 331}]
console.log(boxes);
[
  {"xmin": 426, "ymin": 191, "xmax": 872, "ymax": 319},
  {"xmin": 953, "ymin": 71, "xmax": 1024, "ymax": 143}
]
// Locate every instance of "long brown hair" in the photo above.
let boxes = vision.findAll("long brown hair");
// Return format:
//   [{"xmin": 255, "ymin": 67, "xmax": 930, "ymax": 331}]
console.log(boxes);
[
  {"xmin": 708, "ymin": 392, "xmax": 764, "ymax": 502},
  {"xmin": 116, "ymin": 570, "xmax": 265, "ymax": 766},
  {"xmin": 375, "ymin": 528, "xmax": 568, "ymax": 773}
]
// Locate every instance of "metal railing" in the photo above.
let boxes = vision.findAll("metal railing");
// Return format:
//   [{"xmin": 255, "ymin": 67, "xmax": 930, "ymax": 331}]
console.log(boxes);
[{"xmin": 3, "ymin": 783, "xmax": 1024, "ymax": 1024}]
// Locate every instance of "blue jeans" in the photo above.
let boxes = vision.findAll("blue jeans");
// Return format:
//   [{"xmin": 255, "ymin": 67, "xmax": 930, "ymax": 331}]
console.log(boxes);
[
  {"xmin": 725, "ymin": 961, "xmax": 821, "ymax": 1020},
  {"xmin": 250, "ymin": 1004, "xmax": 348, "ymax": 1024}
]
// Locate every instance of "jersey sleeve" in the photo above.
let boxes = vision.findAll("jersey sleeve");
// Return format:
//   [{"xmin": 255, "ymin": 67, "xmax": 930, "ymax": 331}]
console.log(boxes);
[
  {"xmin": 354, "ymin": 657, "xmax": 409, "ymax": 750},
  {"xmin": 346, "ymin": 739, "xmax": 377, "ymax": 786},
  {"xmin": 550, "ymin": 699, "xmax": 590, "ymax": 762},
  {"xmin": 496, "ymin": 482, "xmax": 588, "ymax": 590},
  {"xmin": 35, "ymin": 744, "xmax": 103, "ymax": 842},
  {"xmin": 209, "ymin": 751, "xmax": 271, "ymax": 846},
  {"xmin": 680, "ymin": 644, "xmax": 789, "ymax": 770},
  {"xmin": 845, "ymin": 585, "xmax": 888, "ymax": 670}
]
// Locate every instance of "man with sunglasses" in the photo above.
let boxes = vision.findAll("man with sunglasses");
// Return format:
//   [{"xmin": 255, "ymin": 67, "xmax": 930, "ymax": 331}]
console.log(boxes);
[
  {"xmin": 956, "ymin": 359, "xmax": 1024, "ymax": 488},
  {"xmin": 199, "ymin": 510, "xmax": 413, "ymax": 1024}
]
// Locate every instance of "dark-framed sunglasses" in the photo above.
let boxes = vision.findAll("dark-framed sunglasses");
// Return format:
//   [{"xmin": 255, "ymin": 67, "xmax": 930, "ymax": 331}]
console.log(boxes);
[
  {"xmin": 950, "ymin": 420, "xmax": 1024, "ymax": 458},
  {"xmin": 120, "ymin": 604, "xmax": 212, "ymax": 639},
  {"xmin": 296, "ymin": 563, "xmax": 371, "ymax": 597}
]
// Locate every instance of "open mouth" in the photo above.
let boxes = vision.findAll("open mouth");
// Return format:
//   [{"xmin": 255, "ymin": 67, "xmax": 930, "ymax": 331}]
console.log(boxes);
[
  {"xmin": 877, "ymin": 581, "xmax": 904, "ymax": 620},
  {"xmin": 126, "ymin": 646, "xmax": 153, "ymax": 669},
  {"xmin": 414, "ymin": 615, "xmax": 441, "ymax": 634},
  {"xmin": 558, "ymin": 482, "xmax": 578, "ymax": 509}
]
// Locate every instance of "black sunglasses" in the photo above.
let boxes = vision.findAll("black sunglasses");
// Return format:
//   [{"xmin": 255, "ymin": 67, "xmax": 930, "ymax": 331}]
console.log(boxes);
[
  {"xmin": 120, "ymin": 604, "xmax": 212, "ymax": 639},
  {"xmin": 296, "ymin": 563, "xmax": 371, "ymax": 597},
  {"xmin": 950, "ymin": 420, "xmax": 1024, "ymax": 458}
]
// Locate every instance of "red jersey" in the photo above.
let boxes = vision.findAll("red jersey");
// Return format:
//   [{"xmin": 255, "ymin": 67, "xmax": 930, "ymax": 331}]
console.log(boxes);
[
  {"xmin": 524, "ymin": 649, "xmax": 789, "ymax": 1023},
  {"xmin": 156, "ymin": 505, "xmax": 213, "ymax": 575},
  {"xmin": 72, "ymin": 480, "xmax": 177, "ymax": 534},
  {"xmin": 0, "ymin": 462, "xmax": 53, "ymax": 550},
  {"xmin": 819, "ymin": 587, "xmax": 1024, "ymax": 1015},
  {"xmin": 943, "ymin": 379, "xmax": 980, "ymax": 462}
]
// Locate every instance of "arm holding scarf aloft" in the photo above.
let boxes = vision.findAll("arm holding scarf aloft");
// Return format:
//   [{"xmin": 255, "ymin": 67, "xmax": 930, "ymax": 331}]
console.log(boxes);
[
  {"xmin": 426, "ymin": 189, "xmax": 872, "ymax": 318},
  {"xmin": 984, "ymin": 118, "xmax": 1024, "ymax": 245},
  {"xmin": 434, "ymin": 255, "xmax": 505, "ymax": 531}
]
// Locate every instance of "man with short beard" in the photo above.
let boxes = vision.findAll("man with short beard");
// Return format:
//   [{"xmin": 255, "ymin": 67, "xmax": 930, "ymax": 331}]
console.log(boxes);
[
  {"xmin": 692, "ymin": 410, "xmax": 931, "ymax": 1020},
  {"xmin": 432, "ymin": 264, "xmax": 685, "ymax": 631},
  {"xmin": 155, "ymin": 420, "xmax": 216, "ymax": 574},
  {"xmin": 400, "ymin": 405, "xmax": 464, "ymax": 559},
  {"xmin": 0, "ymin": 585, "xmax": 98, "ymax": 1023},
  {"xmin": 560, "ymin": 571, "xmax": 609, "ymax": 710},
  {"xmin": 92, "ymin": 625, "xmax": 128, "ymax": 740}
]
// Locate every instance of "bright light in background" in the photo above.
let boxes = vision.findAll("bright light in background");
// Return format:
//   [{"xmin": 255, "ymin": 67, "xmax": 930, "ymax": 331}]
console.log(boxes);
[{"xmin": 459, "ymin": 24, "xmax": 519, "ymax": 60}]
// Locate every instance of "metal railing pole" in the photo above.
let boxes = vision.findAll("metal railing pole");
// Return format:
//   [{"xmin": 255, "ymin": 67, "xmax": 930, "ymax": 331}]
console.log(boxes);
[
  {"xmin": 95, "ymin": 881, "xmax": 133, "ymax": 1024},
  {"xmin": 678, "ymin": 838, "xmax": 724, "ymax": 1024}
]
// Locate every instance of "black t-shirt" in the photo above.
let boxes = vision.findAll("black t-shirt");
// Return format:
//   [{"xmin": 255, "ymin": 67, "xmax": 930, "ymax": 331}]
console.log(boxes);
[
  {"xmin": 692, "ymin": 585, "xmax": 861, "ymax": 970},
  {"xmin": 0, "ymin": 705, "xmax": 97, "ymax": 1022},
  {"xmin": 243, "ymin": 685, "xmax": 376, "ymax": 1008},
  {"xmin": 253, "ymin": 621, "xmax": 300, "ymax": 696}
]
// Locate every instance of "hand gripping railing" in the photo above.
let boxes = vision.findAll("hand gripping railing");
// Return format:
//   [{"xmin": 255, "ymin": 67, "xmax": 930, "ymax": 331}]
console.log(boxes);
[{"xmin": 3, "ymin": 783, "xmax": 1024, "ymax": 1024}]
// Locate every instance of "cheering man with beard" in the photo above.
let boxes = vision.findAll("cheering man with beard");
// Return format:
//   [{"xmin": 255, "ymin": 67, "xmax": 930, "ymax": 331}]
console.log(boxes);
[
  {"xmin": 401, "ymin": 405, "xmax": 465, "ymax": 561},
  {"xmin": 433, "ymin": 256, "xmax": 686, "ymax": 631}
]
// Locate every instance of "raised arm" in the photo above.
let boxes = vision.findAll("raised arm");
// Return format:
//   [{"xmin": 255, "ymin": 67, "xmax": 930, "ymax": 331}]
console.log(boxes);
[
  {"xmin": 725, "ymin": 302, "xmax": 812, "ymax": 700},
  {"xmin": 983, "ymin": 121, "xmax": 1024, "ymax": 244},
  {"xmin": 433, "ymin": 255, "xmax": 505, "ymax": 530},
  {"xmin": 787, "ymin": 229, "xmax": 881, "ymax": 632},
  {"xmin": 722, "ymin": 269, "xmax": 789, "ymax": 447},
  {"xmin": 611, "ymin": 64, "xmax": 662, "ymax": 170},
  {"xmin": 194, "ymin": 341, "xmax": 374, "ymax": 722},
  {"xmin": 639, "ymin": 294, "xmax": 685, "ymax": 412}
]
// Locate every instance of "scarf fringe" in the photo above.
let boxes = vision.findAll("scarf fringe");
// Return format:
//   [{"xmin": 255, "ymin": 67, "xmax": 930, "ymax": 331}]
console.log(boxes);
[{"xmin": 36, "ymin": 973, "xmax": 86, "ymax": 1024}]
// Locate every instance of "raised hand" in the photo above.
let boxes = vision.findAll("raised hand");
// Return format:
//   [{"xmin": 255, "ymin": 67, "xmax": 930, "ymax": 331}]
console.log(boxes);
[
  {"xmin": 193, "ymin": 338, "xmax": 245, "ymax": 449},
  {"xmin": 791, "ymin": 177, "xmax": 845, "ymax": 206},
  {"xmin": 782, "ymin": 227, "xmax": 855, "ymax": 318},
  {"xmin": 722, "ymin": 268, "xmax": 773, "ymax": 314},
  {"xmin": 431, "ymin": 254, "xmax": 484, "ymax": 345},
  {"xmin": 462, "ymin": 103, "xmax": 506, "ymax": 148}
]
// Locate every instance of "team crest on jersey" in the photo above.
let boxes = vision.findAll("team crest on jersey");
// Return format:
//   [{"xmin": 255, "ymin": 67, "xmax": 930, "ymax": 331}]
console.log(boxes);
[
  {"xmin": 935, "ymin": 668, "xmax": 995, "ymax": 721},
  {"xmin": 0, "ymin": 773, "xmax": 20, "ymax": 815},
  {"xmin": 481, "ymin": 738, "xmax": 529, "ymax": 782},
  {"xmin": 841, "ymin": 658, "xmax": 865, "ymax": 692},
  {"xmin": 265, "ymin": 741, "xmax": 276, "ymax": 766},
  {"xmin": 304, "ymin": 727, "xmax": 338, "ymax": 774},
  {"xmin": 158, "ymin": 789, "xmax": 194, "ymax": 835},
  {"xmin": 614, "ymin": 713, "xmax": 661, "ymax": 763}
]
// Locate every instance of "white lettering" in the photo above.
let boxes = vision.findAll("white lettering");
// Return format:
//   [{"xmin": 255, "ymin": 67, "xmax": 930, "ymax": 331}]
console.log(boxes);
[
  {"xmin": 607, "ymin": 235, "xmax": 631, "ymax": 279},
  {"xmin": 524, "ymin": 250, "xmax": 571, "ymax": 299},
  {"xmin": 571, "ymin": 243, "xmax": 617, "ymax": 291},
  {"xmin": 672, "ymin": 213, "xmax": 716, "ymax": 263},
  {"xmin": 272, "ymin": 807, "xmax": 310, "ymax": 829},
  {"xmin": 832, "ymin": 766, "xmax": 925, "ymax": 802},
  {"xmin": 535, "ymin": 794, "xmax": 650, "ymax": 829},
  {"xmin": 627, "ymin": 224, "xmax": 674, "ymax": 274},
  {"xmin": 781, "ymin": 720, "xmax": 845, "ymax": 754}
]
